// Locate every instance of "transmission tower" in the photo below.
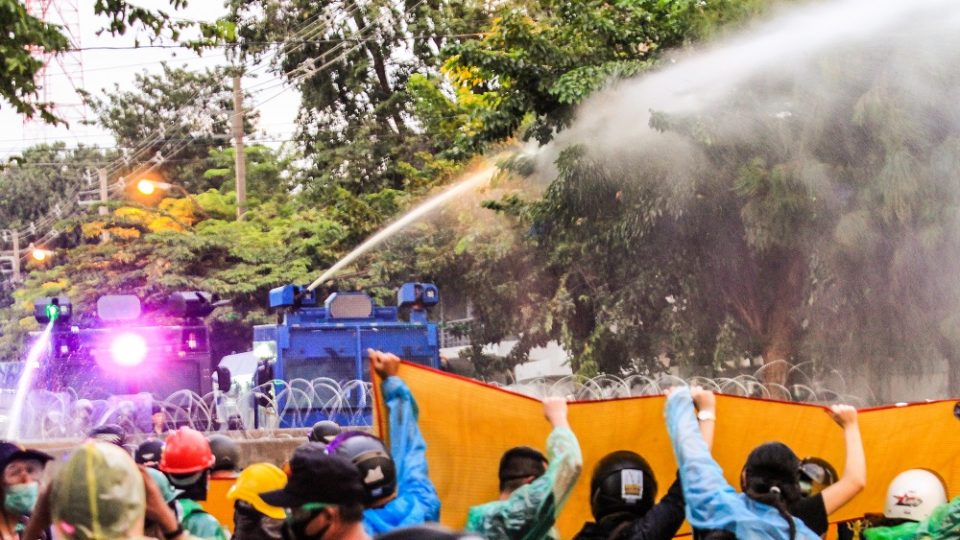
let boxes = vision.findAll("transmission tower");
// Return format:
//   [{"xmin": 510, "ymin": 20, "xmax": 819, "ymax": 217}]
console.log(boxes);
[{"xmin": 23, "ymin": 0, "xmax": 87, "ymax": 139}]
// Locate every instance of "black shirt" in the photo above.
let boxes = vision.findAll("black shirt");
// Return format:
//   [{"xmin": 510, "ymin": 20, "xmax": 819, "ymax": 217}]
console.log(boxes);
[
  {"xmin": 790, "ymin": 493, "xmax": 829, "ymax": 535},
  {"xmin": 573, "ymin": 476, "xmax": 686, "ymax": 540}
]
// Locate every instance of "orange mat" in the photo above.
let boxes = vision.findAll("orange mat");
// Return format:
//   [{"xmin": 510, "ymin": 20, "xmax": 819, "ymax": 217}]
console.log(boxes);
[{"xmin": 372, "ymin": 362, "xmax": 960, "ymax": 538}]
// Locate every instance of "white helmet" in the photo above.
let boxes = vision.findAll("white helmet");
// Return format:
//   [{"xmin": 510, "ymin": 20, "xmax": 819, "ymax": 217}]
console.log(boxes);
[{"xmin": 884, "ymin": 469, "xmax": 947, "ymax": 522}]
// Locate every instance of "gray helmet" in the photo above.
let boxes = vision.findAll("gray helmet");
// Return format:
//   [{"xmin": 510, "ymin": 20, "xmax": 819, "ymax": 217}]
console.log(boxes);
[{"xmin": 207, "ymin": 434, "xmax": 240, "ymax": 472}]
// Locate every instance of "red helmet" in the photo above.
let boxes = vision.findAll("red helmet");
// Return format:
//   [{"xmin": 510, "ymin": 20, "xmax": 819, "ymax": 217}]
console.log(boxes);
[{"xmin": 159, "ymin": 427, "xmax": 215, "ymax": 474}]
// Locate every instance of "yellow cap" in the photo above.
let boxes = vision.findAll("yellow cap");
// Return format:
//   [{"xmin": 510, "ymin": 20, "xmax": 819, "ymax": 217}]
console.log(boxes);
[{"xmin": 226, "ymin": 463, "xmax": 287, "ymax": 520}]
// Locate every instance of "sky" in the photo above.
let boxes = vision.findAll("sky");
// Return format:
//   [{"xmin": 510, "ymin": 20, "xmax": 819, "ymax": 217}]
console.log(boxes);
[{"xmin": 0, "ymin": 0, "xmax": 301, "ymax": 159}]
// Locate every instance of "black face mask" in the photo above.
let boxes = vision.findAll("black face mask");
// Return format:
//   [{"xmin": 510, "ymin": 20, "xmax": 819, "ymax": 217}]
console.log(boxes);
[
  {"xmin": 233, "ymin": 503, "xmax": 283, "ymax": 540},
  {"xmin": 281, "ymin": 513, "xmax": 328, "ymax": 540}
]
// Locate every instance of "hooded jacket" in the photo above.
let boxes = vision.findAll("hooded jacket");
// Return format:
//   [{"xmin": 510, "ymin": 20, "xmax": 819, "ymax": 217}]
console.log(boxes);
[
  {"xmin": 464, "ymin": 426, "xmax": 582, "ymax": 540},
  {"xmin": 665, "ymin": 387, "xmax": 819, "ymax": 540},
  {"xmin": 363, "ymin": 376, "xmax": 441, "ymax": 535}
]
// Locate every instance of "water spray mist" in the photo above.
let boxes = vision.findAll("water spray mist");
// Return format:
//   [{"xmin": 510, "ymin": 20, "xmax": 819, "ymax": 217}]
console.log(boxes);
[{"xmin": 5, "ymin": 321, "xmax": 55, "ymax": 440}]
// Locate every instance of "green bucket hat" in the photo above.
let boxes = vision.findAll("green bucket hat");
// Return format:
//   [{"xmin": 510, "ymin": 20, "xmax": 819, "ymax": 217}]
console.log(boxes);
[
  {"xmin": 145, "ymin": 466, "xmax": 182, "ymax": 504},
  {"xmin": 52, "ymin": 441, "xmax": 146, "ymax": 540}
]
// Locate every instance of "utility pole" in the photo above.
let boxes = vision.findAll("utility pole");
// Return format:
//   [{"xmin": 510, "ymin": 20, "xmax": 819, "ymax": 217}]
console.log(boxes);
[
  {"xmin": 232, "ymin": 74, "xmax": 247, "ymax": 221},
  {"xmin": 98, "ymin": 168, "xmax": 108, "ymax": 216},
  {"xmin": 11, "ymin": 230, "xmax": 20, "ymax": 283}
]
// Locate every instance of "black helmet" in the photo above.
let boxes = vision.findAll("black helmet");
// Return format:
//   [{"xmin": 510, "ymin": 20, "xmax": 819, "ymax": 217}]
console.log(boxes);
[
  {"xmin": 325, "ymin": 432, "xmax": 396, "ymax": 507},
  {"xmin": 590, "ymin": 451, "xmax": 658, "ymax": 521},
  {"xmin": 307, "ymin": 420, "xmax": 342, "ymax": 444},
  {"xmin": 135, "ymin": 438, "xmax": 164, "ymax": 466},
  {"xmin": 207, "ymin": 434, "xmax": 241, "ymax": 472}
]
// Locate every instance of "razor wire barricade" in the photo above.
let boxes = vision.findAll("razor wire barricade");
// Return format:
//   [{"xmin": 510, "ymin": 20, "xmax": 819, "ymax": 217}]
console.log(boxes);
[{"xmin": 0, "ymin": 359, "xmax": 875, "ymax": 440}]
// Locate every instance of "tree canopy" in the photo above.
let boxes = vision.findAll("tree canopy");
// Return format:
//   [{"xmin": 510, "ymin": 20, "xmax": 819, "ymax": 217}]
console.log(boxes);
[{"xmin": 3, "ymin": 0, "xmax": 959, "ymax": 404}]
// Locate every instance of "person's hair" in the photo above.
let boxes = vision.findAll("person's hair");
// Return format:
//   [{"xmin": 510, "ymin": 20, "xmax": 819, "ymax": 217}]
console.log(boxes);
[
  {"xmin": 743, "ymin": 475, "xmax": 797, "ymax": 540},
  {"xmin": 741, "ymin": 442, "xmax": 803, "ymax": 540},
  {"xmin": 500, "ymin": 476, "xmax": 535, "ymax": 494},
  {"xmin": 338, "ymin": 502, "xmax": 364, "ymax": 524},
  {"xmin": 498, "ymin": 447, "xmax": 546, "ymax": 493}
]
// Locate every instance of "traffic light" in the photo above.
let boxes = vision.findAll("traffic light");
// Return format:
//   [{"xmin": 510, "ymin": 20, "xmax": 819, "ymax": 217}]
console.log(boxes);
[{"xmin": 34, "ymin": 296, "xmax": 72, "ymax": 325}]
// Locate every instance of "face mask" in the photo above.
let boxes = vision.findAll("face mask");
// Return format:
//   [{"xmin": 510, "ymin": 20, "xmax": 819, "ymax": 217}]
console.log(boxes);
[
  {"xmin": 4, "ymin": 482, "xmax": 39, "ymax": 515},
  {"xmin": 281, "ymin": 515, "xmax": 327, "ymax": 540}
]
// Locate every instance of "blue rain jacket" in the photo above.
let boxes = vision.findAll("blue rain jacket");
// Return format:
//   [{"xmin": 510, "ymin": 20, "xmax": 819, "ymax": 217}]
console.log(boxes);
[
  {"xmin": 364, "ymin": 376, "xmax": 441, "ymax": 535},
  {"xmin": 665, "ymin": 387, "xmax": 820, "ymax": 540}
]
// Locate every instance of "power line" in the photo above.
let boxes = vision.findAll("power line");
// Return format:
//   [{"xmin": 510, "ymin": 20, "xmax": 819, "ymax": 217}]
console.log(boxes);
[{"xmin": 66, "ymin": 34, "xmax": 484, "ymax": 52}]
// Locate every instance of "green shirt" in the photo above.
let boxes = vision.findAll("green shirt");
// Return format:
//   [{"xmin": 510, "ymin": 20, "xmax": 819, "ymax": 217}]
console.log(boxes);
[
  {"xmin": 465, "ymin": 427, "xmax": 583, "ymax": 540},
  {"xmin": 177, "ymin": 499, "xmax": 229, "ymax": 540}
]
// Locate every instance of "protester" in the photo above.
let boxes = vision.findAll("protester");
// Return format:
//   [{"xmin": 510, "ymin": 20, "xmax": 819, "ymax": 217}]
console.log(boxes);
[
  {"xmin": 37, "ymin": 441, "xmax": 188, "ymax": 540},
  {"xmin": 308, "ymin": 421, "xmax": 342, "ymax": 445},
  {"xmin": 260, "ymin": 444, "xmax": 369, "ymax": 540},
  {"xmin": 135, "ymin": 438, "xmax": 164, "ymax": 468},
  {"xmin": 227, "ymin": 463, "xmax": 287, "ymax": 540},
  {"xmin": 325, "ymin": 349, "xmax": 439, "ymax": 535},
  {"xmin": 0, "ymin": 442, "xmax": 53, "ymax": 539},
  {"xmin": 325, "ymin": 433, "xmax": 395, "ymax": 507},
  {"xmin": 780, "ymin": 405, "xmax": 865, "ymax": 536},
  {"xmin": 575, "ymin": 387, "xmax": 716, "ymax": 540},
  {"xmin": 143, "ymin": 467, "xmax": 184, "ymax": 539},
  {"xmin": 207, "ymin": 435, "xmax": 241, "ymax": 480},
  {"xmin": 846, "ymin": 469, "xmax": 950, "ymax": 540},
  {"xmin": 465, "ymin": 396, "xmax": 583, "ymax": 539},
  {"xmin": 665, "ymin": 385, "xmax": 819, "ymax": 539},
  {"xmin": 160, "ymin": 427, "xmax": 229, "ymax": 540}
]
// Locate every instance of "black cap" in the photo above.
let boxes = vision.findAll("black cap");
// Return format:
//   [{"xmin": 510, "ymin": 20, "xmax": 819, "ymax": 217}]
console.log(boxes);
[
  {"xmin": 260, "ymin": 443, "xmax": 364, "ymax": 509},
  {"xmin": 135, "ymin": 439, "xmax": 164, "ymax": 465},
  {"xmin": 0, "ymin": 442, "xmax": 53, "ymax": 471}
]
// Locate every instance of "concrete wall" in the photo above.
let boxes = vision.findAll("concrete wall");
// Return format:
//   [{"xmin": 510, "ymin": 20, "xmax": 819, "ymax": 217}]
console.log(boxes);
[{"xmin": 24, "ymin": 427, "xmax": 371, "ymax": 469}]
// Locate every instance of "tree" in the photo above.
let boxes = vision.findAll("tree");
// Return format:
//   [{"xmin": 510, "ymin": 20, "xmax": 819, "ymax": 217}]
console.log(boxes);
[
  {"xmin": 0, "ymin": 0, "xmax": 223, "ymax": 125},
  {"xmin": 227, "ymin": 0, "xmax": 490, "ymax": 197},
  {"xmin": 88, "ymin": 64, "xmax": 256, "ymax": 194},
  {"xmin": 455, "ymin": 10, "xmax": 960, "ymax": 399},
  {"xmin": 0, "ymin": 143, "xmax": 115, "ymax": 228},
  {"xmin": 0, "ymin": 0, "xmax": 68, "ymax": 124},
  {"xmin": 438, "ymin": 0, "xmax": 768, "ymax": 147}
]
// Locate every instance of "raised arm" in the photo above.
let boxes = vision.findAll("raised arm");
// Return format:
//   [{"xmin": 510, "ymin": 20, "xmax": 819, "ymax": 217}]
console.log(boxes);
[
  {"xmin": 690, "ymin": 386, "xmax": 716, "ymax": 450},
  {"xmin": 665, "ymin": 386, "xmax": 740, "ymax": 531},
  {"xmin": 541, "ymin": 397, "xmax": 584, "ymax": 511},
  {"xmin": 820, "ymin": 405, "xmax": 865, "ymax": 515},
  {"xmin": 370, "ymin": 349, "xmax": 441, "ymax": 525}
]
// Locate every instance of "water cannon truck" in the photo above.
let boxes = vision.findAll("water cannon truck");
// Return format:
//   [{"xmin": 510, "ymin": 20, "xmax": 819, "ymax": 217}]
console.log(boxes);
[{"xmin": 252, "ymin": 282, "xmax": 441, "ymax": 426}]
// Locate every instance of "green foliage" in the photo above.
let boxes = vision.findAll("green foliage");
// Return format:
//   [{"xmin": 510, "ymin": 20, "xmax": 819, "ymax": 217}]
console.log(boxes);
[
  {"xmin": 0, "ymin": 0, "xmax": 69, "ymax": 124},
  {"xmin": 228, "ymin": 0, "xmax": 491, "ymax": 197},
  {"xmin": 88, "ymin": 64, "xmax": 257, "ymax": 194},
  {"xmin": 0, "ymin": 144, "xmax": 115, "ymax": 228},
  {"xmin": 440, "ymin": 0, "xmax": 770, "ymax": 146},
  {"xmin": 0, "ymin": 1, "xmax": 226, "ymax": 125}
]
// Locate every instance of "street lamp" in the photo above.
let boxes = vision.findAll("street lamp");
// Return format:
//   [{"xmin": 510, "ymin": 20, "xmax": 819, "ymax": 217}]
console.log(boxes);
[
  {"xmin": 134, "ymin": 179, "xmax": 208, "ymax": 218},
  {"xmin": 29, "ymin": 244, "xmax": 53, "ymax": 262},
  {"xmin": 136, "ymin": 179, "xmax": 181, "ymax": 197}
]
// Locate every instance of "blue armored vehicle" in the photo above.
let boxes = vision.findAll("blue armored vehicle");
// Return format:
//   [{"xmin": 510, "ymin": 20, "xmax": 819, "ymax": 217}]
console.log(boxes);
[{"xmin": 252, "ymin": 282, "xmax": 440, "ymax": 426}]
